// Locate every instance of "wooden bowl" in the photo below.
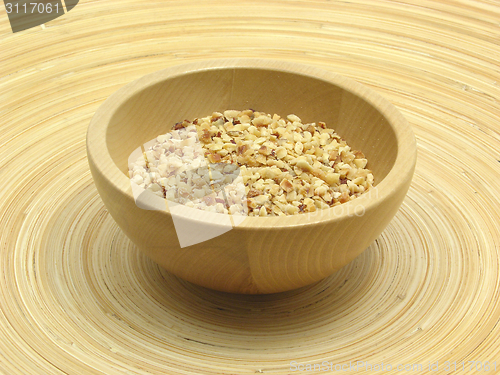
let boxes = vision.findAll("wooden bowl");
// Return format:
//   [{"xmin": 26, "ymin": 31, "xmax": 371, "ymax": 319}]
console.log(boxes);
[{"xmin": 87, "ymin": 59, "xmax": 416, "ymax": 294}]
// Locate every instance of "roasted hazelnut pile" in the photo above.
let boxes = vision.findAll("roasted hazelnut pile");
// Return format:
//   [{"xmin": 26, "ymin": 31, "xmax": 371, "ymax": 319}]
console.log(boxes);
[{"xmin": 128, "ymin": 110, "xmax": 374, "ymax": 216}]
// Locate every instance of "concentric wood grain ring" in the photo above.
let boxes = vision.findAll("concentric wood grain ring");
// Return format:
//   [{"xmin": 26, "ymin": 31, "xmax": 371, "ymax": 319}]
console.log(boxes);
[{"xmin": 1, "ymin": 0, "xmax": 499, "ymax": 374}]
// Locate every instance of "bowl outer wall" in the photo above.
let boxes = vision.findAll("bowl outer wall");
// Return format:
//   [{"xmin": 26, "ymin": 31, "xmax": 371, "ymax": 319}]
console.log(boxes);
[{"xmin": 86, "ymin": 59, "xmax": 416, "ymax": 294}]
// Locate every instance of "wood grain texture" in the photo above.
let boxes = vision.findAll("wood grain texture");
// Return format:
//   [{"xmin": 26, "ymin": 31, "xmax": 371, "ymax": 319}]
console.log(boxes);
[{"xmin": 1, "ymin": 0, "xmax": 500, "ymax": 373}]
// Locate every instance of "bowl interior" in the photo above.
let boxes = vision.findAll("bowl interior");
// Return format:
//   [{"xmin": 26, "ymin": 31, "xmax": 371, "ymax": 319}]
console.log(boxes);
[{"xmin": 106, "ymin": 67, "xmax": 398, "ymax": 185}]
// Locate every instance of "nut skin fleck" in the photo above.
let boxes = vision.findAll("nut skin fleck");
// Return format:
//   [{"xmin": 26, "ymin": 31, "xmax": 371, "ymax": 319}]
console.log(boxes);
[
  {"xmin": 173, "ymin": 122, "xmax": 185, "ymax": 130},
  {"xmin": 353, "ymin": 150, "xmax": 365, "ymax": 159},
  {"xmin": 207, "ymin": 153, "xmax": 222, "ymax": 163},
  {"xmin": 215, "ymin": 197, "xmax": 226, "ymax": 205},
  {"xmin": 247, "ymin": 189, "xmax": 262, "ymax": 198},
  {"xmin": 211, "ymin": 114, "xmax": 223, "ymax": 122},
  {"xmin": 329, "ymin": 150, "xmax": 338, "ymax": 161},
  {"xmin": 339, "ymin": 191, "xmax": 350, "ymax": 203},
  {"xmin": 258, "ymin": 146, "xmax": 271, "ymax": 155},
  {"xmin": 280, "ymin": 179, "xmax": 294, "ymax": 193},
  {"xmin": 237, "ymin": 144, "xmax": 249, "ymax": 155},
  {"xmin": 201, "ymin": 129, "xmax": 211, "ymax": 143}
]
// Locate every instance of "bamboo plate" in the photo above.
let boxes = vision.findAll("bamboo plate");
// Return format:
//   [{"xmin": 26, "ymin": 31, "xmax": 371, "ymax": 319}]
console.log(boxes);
[{"xmin": 1, "ymin": 0, "xmax": 499, "ymax": 374}]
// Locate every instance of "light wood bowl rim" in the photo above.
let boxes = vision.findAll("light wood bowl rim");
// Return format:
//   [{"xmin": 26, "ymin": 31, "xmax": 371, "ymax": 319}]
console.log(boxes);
[{"xmin": 87, "ymin": 58, "xmax": 417, "ymax": 228}]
